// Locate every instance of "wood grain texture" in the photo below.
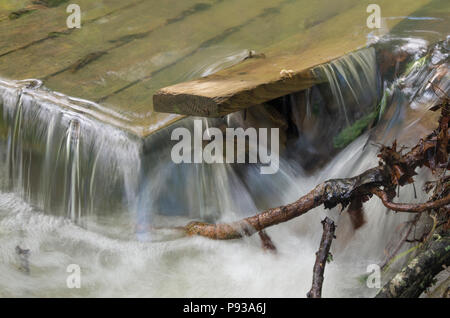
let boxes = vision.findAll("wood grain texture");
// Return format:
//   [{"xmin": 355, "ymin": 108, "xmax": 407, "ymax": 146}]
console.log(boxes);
[{"xmin": 154, "ymin": 67, "xmax": 320, "ymax": 117}]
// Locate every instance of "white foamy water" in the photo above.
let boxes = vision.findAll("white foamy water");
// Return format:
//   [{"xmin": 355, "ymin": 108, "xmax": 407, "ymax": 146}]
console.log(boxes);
[{"xmin": 0, "ymin": 133, "xmax": 425, "ymax": 297}]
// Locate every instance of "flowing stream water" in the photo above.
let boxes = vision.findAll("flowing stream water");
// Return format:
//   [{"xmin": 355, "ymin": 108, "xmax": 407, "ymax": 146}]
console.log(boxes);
[{"xmin": 0, "ymin": 6, "xmax": 448, "ymax": 297}]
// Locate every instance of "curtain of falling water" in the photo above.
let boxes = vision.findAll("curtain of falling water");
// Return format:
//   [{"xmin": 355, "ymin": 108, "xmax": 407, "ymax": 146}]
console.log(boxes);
[
  {"xmin": 0, "ymin": 82, "xmax": 142, "ymax": 225},
  {"xmin": 314, "ymin": 48, "xmax": 381, "ymax": 126}
]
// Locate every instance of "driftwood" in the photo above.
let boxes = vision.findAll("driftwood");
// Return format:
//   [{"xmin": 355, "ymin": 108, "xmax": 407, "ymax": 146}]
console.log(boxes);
[
  {"xmin": 307, "ymin": 217, "xmax": 336, "ymax": 298},
  {"xmin": 153, "ymin": 68, "xmax": 322, "ymax": 117}
]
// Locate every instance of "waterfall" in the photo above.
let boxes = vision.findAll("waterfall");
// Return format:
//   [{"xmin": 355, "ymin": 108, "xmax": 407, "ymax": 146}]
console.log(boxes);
[
  {"xmin": 0, "ymin": 38, "xmax": 447, "ymax": 296},
  {"xmin": 0, "ymin": 79, "xmax": 142, "ymax": 223},
  {"xmin": 64, "ymin": 120, "xmax": 81, "ymax": 222},
  {"xmin": 313, "ymin": 47, "xmax": 381, "ymax": 126}
]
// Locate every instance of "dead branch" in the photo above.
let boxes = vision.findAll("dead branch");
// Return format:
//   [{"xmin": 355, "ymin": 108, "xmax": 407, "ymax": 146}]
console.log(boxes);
[
  {"xmin": 185, "ymin": 166, "xmax": 385, "ymax": 239},
  {"xmin": 164, "ymin": 92, "xmax": 449, "ymax": 299},
  {"xmin": 307, "ymin": 217, "xmax": 336, "ymax": 298}
]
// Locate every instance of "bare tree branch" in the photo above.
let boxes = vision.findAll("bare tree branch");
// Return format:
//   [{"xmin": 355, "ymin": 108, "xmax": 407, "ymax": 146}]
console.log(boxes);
[
  {"xmin": 307, "ymin": 217, "xmax": 336, "ymax": 298},
  {"xmin": 371, "ymin": 188, "xmax": 450, "ymax": 213}
]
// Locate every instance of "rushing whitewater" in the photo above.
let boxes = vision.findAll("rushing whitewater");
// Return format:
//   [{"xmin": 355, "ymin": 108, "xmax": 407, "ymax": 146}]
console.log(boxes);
[{"xmin": 0, "ymin": 37, "xmax": 448, "ymax": 296}]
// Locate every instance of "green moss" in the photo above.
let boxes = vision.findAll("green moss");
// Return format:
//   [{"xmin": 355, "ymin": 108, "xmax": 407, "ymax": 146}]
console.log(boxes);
[
  {"xmin": 404, "ymin": 54, "xmax": 429, "ymax": 77},
  {"xmin": 332, "ymin": 52, "xmax": 430, "ymax": 150},
  {"xmin": 333, "ymin": 88, "xmax": 391, "ymax": 149},
  {"xmin": 312, "ymin": 103, "xmax": 320, "ymax": 116},
  {"xmin": 333, "ymin": 111, "xmax": 378, "ymax": 149},
  {"xmin": 326, "ymin": 252, "xmax": 333, "ymax": 263}
]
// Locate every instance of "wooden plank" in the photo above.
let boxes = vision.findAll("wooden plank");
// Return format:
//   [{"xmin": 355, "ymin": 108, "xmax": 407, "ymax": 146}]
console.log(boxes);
[
  {"xmin": 153, "ymin": 0, "xmax": 433, "ymax": 117},
  {"xmin": 103, "ymin": 0, "xmax": 359, "ymax": 117}
]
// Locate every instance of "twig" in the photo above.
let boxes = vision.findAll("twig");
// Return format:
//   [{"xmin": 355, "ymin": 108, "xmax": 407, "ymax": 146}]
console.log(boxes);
[
  {"xmin": 371, "ymin": 188, "xmax": 450, "ymax": 213},
  {"xmin": 307, "ymin": 217, "xmax": 336, "ymax": 298},
  {"xmin": 258, "ymin": 230, "xmax": 277, "ymax": 252}
]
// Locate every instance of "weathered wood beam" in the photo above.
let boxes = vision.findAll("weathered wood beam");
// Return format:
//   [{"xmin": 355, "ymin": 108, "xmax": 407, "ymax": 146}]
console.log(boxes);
[
  {"xmin": 154, "ymin": 66, "xmax": 321, "ymax": 117},
  {"xmin": 153, "ymin": 0, "xmax": 433, "ymax": 117}
]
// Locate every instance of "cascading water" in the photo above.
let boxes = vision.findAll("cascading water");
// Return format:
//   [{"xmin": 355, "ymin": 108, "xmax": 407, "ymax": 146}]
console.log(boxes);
[
  {"xmin": 0, "ymin": 80, "xmax": 142, "ymax": 225},
  {"xmin": 313, "ymin": 47, "xmax": 381, "ymax": 127},
  {"xmin": 0, "ymin": 35, "xmax": 448, "ymax": 297}
]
